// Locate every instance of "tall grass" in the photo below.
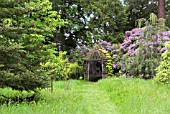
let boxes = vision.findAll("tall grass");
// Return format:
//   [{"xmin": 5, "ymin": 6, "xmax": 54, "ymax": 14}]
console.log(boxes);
[
  {"xmin": 98, "ymin": 78, "xmax": 170, "ymax": 114},
  {"xmin": 0, "ymin": 78, "xmax": 170, "ymax": 114}
]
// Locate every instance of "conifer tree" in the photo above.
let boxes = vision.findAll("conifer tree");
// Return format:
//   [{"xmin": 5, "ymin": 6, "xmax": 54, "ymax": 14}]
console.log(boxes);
[{"xmin": 0, "ymin": 0, "xmax": 64, "ymax": 91}]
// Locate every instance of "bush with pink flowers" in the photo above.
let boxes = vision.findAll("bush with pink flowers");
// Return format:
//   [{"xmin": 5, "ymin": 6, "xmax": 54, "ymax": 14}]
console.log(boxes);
[
  {"xmin": 121, "ymin": 28, "xmax": 170, "ymax": 78},
  {"xmin": 74, "ymin": 14, "xmax": 170, "ymax": 79},
  {"xmin": 119, "ymin": 14, "xmax": 170, "ymax": 78},
  {"xmin": 76, "ymin": 27, "xmax": 170, "ymax": 78}
]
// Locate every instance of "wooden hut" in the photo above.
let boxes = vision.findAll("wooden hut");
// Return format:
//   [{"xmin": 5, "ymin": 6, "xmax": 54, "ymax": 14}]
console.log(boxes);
[{"xmin": 83, "ymin": 44, "xmax": 108, "ymax": 81}]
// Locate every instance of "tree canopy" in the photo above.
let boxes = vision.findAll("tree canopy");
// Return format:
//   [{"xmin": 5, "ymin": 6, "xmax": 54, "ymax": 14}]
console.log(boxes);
[
  {"xmin": 50, "ymin": 0, "xmax": 128, "ymax": 53},
  {"xmin": 124, "ymin": 0, "xmax": 170, "ymax": 29}
]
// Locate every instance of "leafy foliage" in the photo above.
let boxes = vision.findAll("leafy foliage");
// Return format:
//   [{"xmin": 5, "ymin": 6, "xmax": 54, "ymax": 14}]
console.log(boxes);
[
  {"xmin": 40, "ymin": 51, "xmax": 68, "ymax": 80},
  {"xmin": 166, "ymin": 0, "xmax": 170, "ymax": 27},
  {"xmin": 124, "ymin": 0, "xmax": 158, "ymax": 29},
  {"xmin": 84, "ymin": 0, "xmax": 128, "ymax": 43},
  {"xmin": 0, "ymin": 87, "xmax": 37, "ymax": 104},
  {"xmin": 65, "ymin": 62, "xmax": 83, "ymax": 80},
  {"xmin": 99, "ymin": 41, "xmax": 122, "ymax": 75},
  {"xmin": 0, "ymin": 0, "xmax": 64, "ymax": 91},
  {"xmin": 124, "ymin": 0, "xmax": 170, "ymax": 29},
  {"xmin": 50, "ymin": 0, "xmax": 128, "ymax": 53},
  {"xmin": 41, "ymin": 51, "xmax": 83, "ymax": 80},
  {"xmin": 99, "ymin": 49, "xmax": 113, "ymax": 77},
  {"xmin": 49, "ymin": 0, "xmax": 86, "ymax": 52},
  {"xmin": 154, "ymin": 41, "xmax": 170, "ymax": 84}
]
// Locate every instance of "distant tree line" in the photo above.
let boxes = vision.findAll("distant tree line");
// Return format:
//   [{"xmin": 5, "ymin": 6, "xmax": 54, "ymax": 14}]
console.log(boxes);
[{"xmin": 49, "ymin": 0, "xmax": 170, "ymax": 53}]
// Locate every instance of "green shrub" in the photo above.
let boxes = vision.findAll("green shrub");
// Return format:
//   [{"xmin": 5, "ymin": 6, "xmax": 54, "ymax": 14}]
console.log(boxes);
[
  {"xmin": 0, "ymin": 70, "xmax": 50, "ymax": 91},
  {"xmin": 41, "ymin": 51, "xmax": 83, "ymax": 80},
  {"xmin": 40, "ymin": 51, "xmax": 69, "ymax": 80},
  {"xmin": 65, "ymin": 62, "xmax": 83, "ymax": 79},
  {"xmin": 154, "ymin": 42, "xmax": 170, "ymax": 84}
]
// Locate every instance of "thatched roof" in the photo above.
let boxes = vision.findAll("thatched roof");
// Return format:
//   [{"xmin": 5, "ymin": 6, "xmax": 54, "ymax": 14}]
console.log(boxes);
[{"xmin": 83, "ymin": 44, "xmax": 107, "ymax": 61}]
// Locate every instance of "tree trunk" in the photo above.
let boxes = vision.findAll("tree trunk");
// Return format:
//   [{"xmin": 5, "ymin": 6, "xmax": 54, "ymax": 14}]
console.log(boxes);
[{"xmin": 158, "ymin": 0, "xmax": 165, "ymax": 18}]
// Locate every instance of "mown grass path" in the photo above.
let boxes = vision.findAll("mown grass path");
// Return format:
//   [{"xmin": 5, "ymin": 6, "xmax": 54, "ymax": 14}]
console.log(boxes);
[{"xmin": 74, "ymin": 82, "xmax": 118, "ymax": 114}]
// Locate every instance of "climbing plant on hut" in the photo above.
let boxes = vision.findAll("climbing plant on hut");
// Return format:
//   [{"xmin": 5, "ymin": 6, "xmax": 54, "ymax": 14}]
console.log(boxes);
[{"xmin": 99, "ymin": 49, "xmax": 113, "ymax": 77}]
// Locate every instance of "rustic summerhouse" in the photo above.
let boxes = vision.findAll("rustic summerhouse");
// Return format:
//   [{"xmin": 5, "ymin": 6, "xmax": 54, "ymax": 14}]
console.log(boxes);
[{"xmin": 83, "ymin": 44, "xmax": 108, "ymax": 81}]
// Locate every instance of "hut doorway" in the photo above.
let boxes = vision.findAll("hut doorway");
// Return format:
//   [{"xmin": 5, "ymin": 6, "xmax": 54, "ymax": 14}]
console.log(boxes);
[
  {"xmin": 83, "ymin": 44, "xmax": 108, "ymax": 81},
  {"xmin": 89, "ymin": 61, "xmax": 102, "ymax": 81}
]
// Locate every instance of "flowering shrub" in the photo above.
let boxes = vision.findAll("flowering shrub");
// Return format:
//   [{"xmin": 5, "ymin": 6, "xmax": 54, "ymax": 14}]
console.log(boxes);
[
  {"xmin": 74, "ymin": 14, "xmax": 170, "ymax": 79},
  {"xmin": 76, "ymin": 26, "xmax": 170, "ymax": 78},
  {"xmin": 120, "ymin": 20, "xmax": 170, "ymax": 78},
  {"xmin": 99, "ymin": 41, "xmax": 122, "ymax": 76}
]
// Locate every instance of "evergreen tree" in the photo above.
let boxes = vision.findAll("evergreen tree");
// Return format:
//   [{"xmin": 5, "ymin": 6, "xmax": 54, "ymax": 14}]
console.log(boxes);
[
  {"xmin": 165, "ymin": 0, "xmax": 170, "ymax": 27},
  {"xmin": 0, "ymin": 0, "xmax": 64, "ymax": 91},
  {"xmin": 124, "ymin": 0, "xmax": 170, "ymax": 29}
]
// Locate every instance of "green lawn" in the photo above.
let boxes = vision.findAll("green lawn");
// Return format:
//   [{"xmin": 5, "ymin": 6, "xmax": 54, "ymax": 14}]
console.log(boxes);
[{"xmin": 0, "ymin": 78, "xmax": 170, "ymax": 114}]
